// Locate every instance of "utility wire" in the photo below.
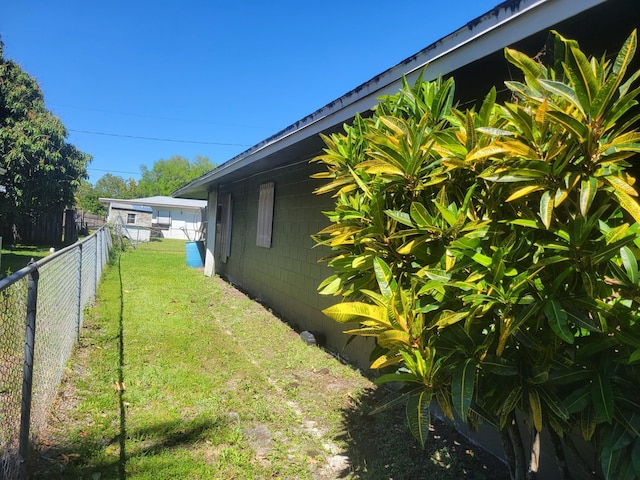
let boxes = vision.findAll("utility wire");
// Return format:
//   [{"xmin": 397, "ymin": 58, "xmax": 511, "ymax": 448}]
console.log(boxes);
[
  {"xmin": 88, "ymin": 168, "xmax": 141, "ymax": 176},
  {"xmin": 69, "ymin": 129, "xmax": 253, "ymax": 146}
]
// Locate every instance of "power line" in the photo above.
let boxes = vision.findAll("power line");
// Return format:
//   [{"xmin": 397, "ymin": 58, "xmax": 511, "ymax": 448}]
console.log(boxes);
[
  {"xmin": 69, "ymin": 129, "xmax": 252, "ymax": 146},
  {"xmin": 88, "ymin": 168, "xmax": 141, "ymax": 176}
]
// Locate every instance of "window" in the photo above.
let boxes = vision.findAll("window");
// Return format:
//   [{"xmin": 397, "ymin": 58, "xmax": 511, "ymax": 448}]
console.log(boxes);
[
  {"xmin": 155, "ymin": 210, "xmax": 171, "ymax": 226},
  {"xmin": 256, "ymin": 182, "xmax": 274, "ymax": 248},
  {"xmin": 127, "ymin": 213, "xmax": 136, "ymax": 224}
]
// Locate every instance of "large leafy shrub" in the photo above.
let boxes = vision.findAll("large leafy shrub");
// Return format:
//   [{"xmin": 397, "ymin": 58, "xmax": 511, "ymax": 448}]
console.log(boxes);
[{"xmin": 312, "ymin": 31, "xmax": 640, "ymax": 480}]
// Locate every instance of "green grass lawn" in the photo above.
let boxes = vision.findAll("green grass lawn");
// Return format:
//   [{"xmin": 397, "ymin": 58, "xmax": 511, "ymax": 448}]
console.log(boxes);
[
  {"xmin": 32, "ymin": 238, "xmax": 508, "ymax": 479},
  {"xmin": 1, "ymin": 244, "xmax": 51, "ymax": 276}
]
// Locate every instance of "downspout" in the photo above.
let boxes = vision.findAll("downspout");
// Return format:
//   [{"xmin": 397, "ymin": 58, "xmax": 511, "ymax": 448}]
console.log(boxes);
[{"xmin": 204, "ymin": 186, "xmax": 218, "ymax": 277}]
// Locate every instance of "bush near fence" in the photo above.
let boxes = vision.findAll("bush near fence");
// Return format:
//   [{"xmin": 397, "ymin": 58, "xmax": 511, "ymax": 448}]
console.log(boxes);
[{"xmin": 0, "ymin": 226, "xmax": 112, "ymax": 480}]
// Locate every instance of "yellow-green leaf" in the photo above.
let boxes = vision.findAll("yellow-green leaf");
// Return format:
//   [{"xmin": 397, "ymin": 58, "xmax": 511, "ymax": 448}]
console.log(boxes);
[
  {"xmin": 431, "ymin": 310, "xmax": 467, "ymax": 329},
  {"xmin": 614, "ymin": 189, "xmax": 640, "ymax": 224},
  {"xmin": 539, "ymin": 191, "xmax": 554, "ymax": 229},
  {"xmin": 579, "ymin": 177, "xmax": 597, "ymax": 217},
  {"xmin": 580, "ymin": 403, "xmax": 597, "ymax": 441},
  {"xmin": 528, "ymin": 389, "xmax": 543, "ymax": 432},
  {"xmin": 378, "ymin": 329, "xmax": 411, "ymax": 348},
  {"xmin": 452, "ymin": 358, "xmax": 476, "ymax": 419},
  {"xmin": 322, "ymin": 302, "xmax": 387, "ymax": 324},
  {"xmin": 370, "ymin": 353, "xmax": 403, "ymax": 369},
  {"xmin": 506, "ymin": 185, "xmax": 544, "ymax": 202},
  {"xmin": 606, "ymin": 175, "xmax": 638, "ymax": 197}
]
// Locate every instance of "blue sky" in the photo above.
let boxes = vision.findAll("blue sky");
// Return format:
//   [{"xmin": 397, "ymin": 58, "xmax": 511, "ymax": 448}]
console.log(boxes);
[{"xmin": 1, "ymin": 1, "xmax": 499, "ymax": 184}]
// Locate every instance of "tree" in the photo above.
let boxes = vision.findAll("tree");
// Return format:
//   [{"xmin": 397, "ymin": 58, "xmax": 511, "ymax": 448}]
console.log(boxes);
[
  {"xmin": 75, "ymin": 179, "xmax": 105, "ymax": 215},
  {"xmin": 0, "ymin": 39, "xmax": 91, "ymax": 232},
  {"xmin": 313, "ymin": 31, "xmax": 640, "ymax": 480},
  {"xmin": 94, "ymin": 173, "xmax": 137, "ymax": 199},
  {"xmin": 136, "ymin": 155, "xmax": 214, "ymax": 197}
]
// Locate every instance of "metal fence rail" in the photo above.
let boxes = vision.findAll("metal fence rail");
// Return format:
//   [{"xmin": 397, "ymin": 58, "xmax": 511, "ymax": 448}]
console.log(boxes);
[{"xmin": 0, "ymin": 226, "xmax": 112, "ymax": 480}]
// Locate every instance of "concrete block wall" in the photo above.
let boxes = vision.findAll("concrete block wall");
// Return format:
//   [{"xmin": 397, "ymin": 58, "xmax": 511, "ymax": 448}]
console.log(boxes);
[{"xmin": 216, "ymin": 160, "xmax": 371, "ymax": 367}]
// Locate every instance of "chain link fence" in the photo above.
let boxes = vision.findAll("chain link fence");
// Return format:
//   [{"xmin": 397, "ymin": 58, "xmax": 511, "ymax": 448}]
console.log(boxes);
[{"xmin": 0, "ymin": 226, "xmax": 112, "ymax": 480}]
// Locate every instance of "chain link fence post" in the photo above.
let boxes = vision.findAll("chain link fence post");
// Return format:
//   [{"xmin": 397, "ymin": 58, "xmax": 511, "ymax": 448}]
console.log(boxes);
[
  {"xmin": 75, "ymin": 243, "xmax": 83, "ymax": 342},
  {"xmin": 18, "ymin": 265, "xmax": 38, "ymax": 480}
]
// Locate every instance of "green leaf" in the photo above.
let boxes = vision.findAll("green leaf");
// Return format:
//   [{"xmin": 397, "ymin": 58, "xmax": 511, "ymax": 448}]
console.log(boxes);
[
  {"xmin": 600, "ymin": 444, "xmax": 621, "ymax": 480},
  {"xmin": 421, "ymin": 269, "xmax": 451, "ymax": 283},
  {"xmin": 591, "ymin": 372, "xmax": 614, "ymax": 423},
  {"xmin": 620, "ymin": 246, "xmax": 639, "ymax": 284},
  {"xmin": 385, "ymin": 209, "xmax": 414, "ymax": 227},
  {"xmin": 632, "ymin": 439, "xmax": 640, "ymax": 477},
  {"xmin": 538, "ymin": 79, "xmax": 584, "ymax": 114},
  {"xmin": 612, "ymin": 30, "xmax": 637, "ymax": 77},
  {"xmin": 565, "ymin": 305, "xmax": 602, "ymax": 333},
  {"xmin": 543, "ymin": 299, "xmax": 574, "ymax": 343},
  {"xmin": 566, "ymin": 44, "xmax": 599, "ymax": 113},
  {"xmin": 500, "ymin": 387, "xmax": 522, "ymax": 429},
  {"xmin": 544, "ymin": 110, "xmax": 588, "ymax": 141},
  {"xmin": 504, "ymin": 47, "xmax": 543, "ymax": 90},
  {"xmin": 565, "ymin": 386, "xmax": 590, "ymax": 414},
  {"xmin": 549, "ymin": 367, "xmax": 592, "ymax": 385},
  {"xmin": 406, "ymin": 390, "xmax": 431, "ymax": 447},
  {"xmin": 433, "ymin": 200, "xmax": 456, "ymax": 227},
  {"xmin": 374, "ymin": 373, "xmax": 422, "ymax": 386},
  {"xmin": 452, "ymin": 358, "xmax": 476, "ymax": 419},
  {"xmin": 480, "ymin": 355, "xmax": 518, "ymax": 376},
  {"xmin": 409, "ymin": 202, "xmax": 431, "ymax": 229},
  {"xmin": 538, "ymin": 388, "xmax": 570, "ymax": 421}
]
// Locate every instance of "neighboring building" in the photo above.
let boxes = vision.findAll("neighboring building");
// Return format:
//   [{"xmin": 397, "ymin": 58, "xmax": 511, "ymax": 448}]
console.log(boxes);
[
  {"xmin": 100, "ymin": 196, "xmax": 207, "ymax": 242},
  {"xmin": 104, "ymin": 201, "xmax": 153, "ymax": 243},
  {"xmin": 174, "ymin": 0, "xmax": 639, "ymax": 368}
]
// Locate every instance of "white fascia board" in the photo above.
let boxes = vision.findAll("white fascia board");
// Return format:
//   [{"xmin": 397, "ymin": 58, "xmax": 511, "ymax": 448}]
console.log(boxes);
[
  {"xmin": 176, "ymin": 0, "xmax": 607, "ymax": 196},
  {"xmin": 99, "ymin": 197, "xmax": 205, "ymax": 209}
]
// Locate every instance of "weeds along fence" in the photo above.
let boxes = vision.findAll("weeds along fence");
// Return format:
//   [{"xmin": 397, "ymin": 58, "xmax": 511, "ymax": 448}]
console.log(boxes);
[{"xmin": 0, "ymin": 226, "xmax": 112, "ymax": 480}]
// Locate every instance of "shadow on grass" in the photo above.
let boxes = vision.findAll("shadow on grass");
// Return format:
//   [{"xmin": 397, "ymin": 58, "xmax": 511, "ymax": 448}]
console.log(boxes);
[
  {"xmin": 33, "ymin": 417, "xmax": 227, "ymax": 479},
  {"xmin": 337, "ymin": 387, "xmax": 510, "ymax": 480},
  {"xmin": 32, "ymin": 254, "xmax": 227, "ymax": 479},
  {"xmin": 1, "ymin": 251, "xmax": 48, "ymax": 275}
]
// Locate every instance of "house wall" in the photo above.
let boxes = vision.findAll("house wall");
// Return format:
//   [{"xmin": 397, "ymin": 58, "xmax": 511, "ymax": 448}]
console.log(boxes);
[
  {"xmin": 215, "ymin": 159, "xmax": 373, "ymax": 368},
  {"xmin": 109, "ymin": 208, "xmax": 152, "ymax": 243},
  {"xmin": 151, "ymin": 207, "xmax": 204, "ymax": 241}
]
